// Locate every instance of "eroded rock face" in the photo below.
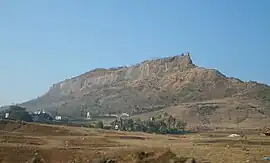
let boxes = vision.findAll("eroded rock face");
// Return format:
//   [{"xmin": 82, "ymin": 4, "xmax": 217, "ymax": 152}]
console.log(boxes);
[
  {"xmin": 49, "ymin": 54, "xmax": 194, "ymax": 95},
  {"xmin": 20, "ymin": 54, "xmax": 270, "ymax": 118}
]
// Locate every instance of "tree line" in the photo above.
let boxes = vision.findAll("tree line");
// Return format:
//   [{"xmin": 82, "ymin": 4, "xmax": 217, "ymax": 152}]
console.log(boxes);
[
  {"xmin": 95, "ymin": 113, "xmax": 189, "ymax": 134},
  {"xmin": 0, "ymin": 106, "xmax": 190, "ymax": 135},
  {"xmin": 0, "ymin": 105, "xmax": 33, "ymax": 122}
]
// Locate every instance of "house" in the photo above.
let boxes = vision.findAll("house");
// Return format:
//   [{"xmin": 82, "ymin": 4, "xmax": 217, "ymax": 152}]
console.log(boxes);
[
  {"xmin": 31, "ymin": 112, "xmax": 54, "ymax": 123},
  {"xmin": 110, "ymin": 119, "xmax": 121, "ymax": 130},
  {"xmin": 5, "ymin": 113, "xmax": 9, "ymax": 118},
  {"xmin": 120, "ymin": 113, "xmax": 130, "ymax": 118},
  {"xmin": 110, "ymin": 114, "xmax": 118, "ymax": 118},
  {"xmin": 86, "ymin": 112, "xmax": 91, "ymax": 119},
  {"xmin": 55, "ymin": 116, "xmax": 62, "ymax": 120}
]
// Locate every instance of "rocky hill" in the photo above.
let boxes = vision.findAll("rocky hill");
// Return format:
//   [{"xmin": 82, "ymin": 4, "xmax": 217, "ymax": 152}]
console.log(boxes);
[{"xmin": 18, "ymin": 53, "xmax": 270, "ymax": 127}]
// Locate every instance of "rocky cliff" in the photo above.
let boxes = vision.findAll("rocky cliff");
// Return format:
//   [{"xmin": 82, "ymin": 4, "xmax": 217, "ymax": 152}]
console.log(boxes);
[{"xmin": 20, "ymin": 53, "xmax": 270, "ymax": 123}]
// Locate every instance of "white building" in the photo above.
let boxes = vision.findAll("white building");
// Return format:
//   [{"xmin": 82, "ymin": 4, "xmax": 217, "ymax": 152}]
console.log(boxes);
[
  {"xmin": 120, "ymin": 113, "xmax": 130, "ymax": 118},
  {"xmin": 121, "ymin": 113, "xmax": 129, "ymax": 117},
  {"xmin": 110, "ymin": 114, "xmax": 118, "ymax": 117},
  {"xmin": 55, "ymin": 116, "xmax": 62, "ymax": 120},
  {"xmin": 5, "ymin": 113, "xmax": 9, "ymax": 118},
  {"xmin": 86, "ymin": 112, "xmax": 91, "ymax": 119}
]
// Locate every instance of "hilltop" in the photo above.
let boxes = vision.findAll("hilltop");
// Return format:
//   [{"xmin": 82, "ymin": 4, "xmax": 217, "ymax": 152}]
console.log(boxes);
[{"xmin": 15, "ymin": 53, "xmax": 270, "ymax": 128}]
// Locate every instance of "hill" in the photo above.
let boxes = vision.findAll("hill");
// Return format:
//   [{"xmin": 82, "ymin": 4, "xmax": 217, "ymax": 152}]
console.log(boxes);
[{"xmin": 14, "ymin": 53, "xmax": 270, "ymax": 127}]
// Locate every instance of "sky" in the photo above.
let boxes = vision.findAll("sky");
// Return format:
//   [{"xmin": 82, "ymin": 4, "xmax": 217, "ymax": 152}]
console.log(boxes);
[{"xmin": 0, "ymin": 0, "xmax": 269, "ymax": 106}]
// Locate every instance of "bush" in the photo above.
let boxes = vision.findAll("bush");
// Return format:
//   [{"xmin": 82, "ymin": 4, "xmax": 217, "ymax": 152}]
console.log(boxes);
[
  {"xmin": 6, "ymin": 105, "xmax": 33, "ymax": 122},
  {"xmin": 103, "ymin": 126, "xmax": 111, "ymax": 130},
  {"xmin": 95, "ymin": 121, "xmax": 104, "ymax": 129},
  {"xmin": 159, "ymin": 126, "xmax": 168, "ymax": 134}
]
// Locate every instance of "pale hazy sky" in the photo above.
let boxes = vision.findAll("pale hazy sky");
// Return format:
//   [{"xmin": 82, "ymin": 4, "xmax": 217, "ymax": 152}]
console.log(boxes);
[{"xmin": 0, "ymin": 0, "xmax": 269, "ymax": 106}]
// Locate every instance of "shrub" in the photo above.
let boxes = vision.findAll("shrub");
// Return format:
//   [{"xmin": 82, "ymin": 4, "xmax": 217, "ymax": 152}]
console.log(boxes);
[
  {"xmin": 6, "ymin": 105, "xmax": 33, "ymax": 122},
  {"xmin": 95, "ymin": 121, "xmax": 104, "ymax": 129}
]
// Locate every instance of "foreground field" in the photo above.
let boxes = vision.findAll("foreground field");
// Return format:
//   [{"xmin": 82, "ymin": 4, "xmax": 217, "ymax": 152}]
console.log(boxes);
[{"xmin": 0, "ymin": 120, "xmax": 269, "ymax": 163}]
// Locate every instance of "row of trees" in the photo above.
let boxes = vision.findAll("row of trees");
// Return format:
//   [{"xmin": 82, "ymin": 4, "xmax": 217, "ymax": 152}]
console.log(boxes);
[
  {"xmin": 0, "ymin": 105, "xmax": 33, "ymax": 122},
  {"xmin": 95, "ymin": 113, "xmax": 188, "ymax": 134},
  {"xmin": 0, "ymin": 105, "xmax": 54, "ymax": 123},
  {"xmin": 0, "ymin": 106, "xmax": 189, "ymax": 135}
]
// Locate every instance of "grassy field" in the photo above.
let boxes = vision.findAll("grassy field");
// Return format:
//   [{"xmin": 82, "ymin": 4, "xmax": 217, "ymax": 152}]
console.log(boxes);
[{"xmin": 0, "ymin": 120, "xmax": 269, "ymax": 163}]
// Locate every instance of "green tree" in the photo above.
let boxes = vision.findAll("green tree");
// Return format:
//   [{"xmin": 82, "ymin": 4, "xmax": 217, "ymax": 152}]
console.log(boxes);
[
  {"xmin": 155, "ymin": 119, "xmax": 166, "ymax": 128},
  {"xmin": 176, "ymin": 120, "xmax": 187, "ymax": 131},
  {"xmin": 7, "ymin": 105, "xmax": 33, "ymax": 122},
  {"xmin": 0, "ymin": 110, "xmax": 5, "ymax": 119},
  {"xmin": 163, "ymin": 112, "xmax": 169, "ymax": 117},
  {"xmin": 95, "ymin": 121, "xmax": 104, "ymax": 129},
  {"xmin": 166, "ymin": 115, "xmax": 175, "ymax": 129},
  {"xmin": 135, "ymin": 118, "xmax": 141, "ymax": 124},
  {"xmin": 159, "ymin": 126, "xmax": 168, "ymax": 134},
  {"xmin": 156, "ymin": 114, "xmax": 162, "ymax": 119},
  {"xmin": 119, "ymin": 118, "xmax": 127, "ymax": 131},
  {"xmin": 127, "ymin": 119, "xmax": 134, "ymax": 131}
]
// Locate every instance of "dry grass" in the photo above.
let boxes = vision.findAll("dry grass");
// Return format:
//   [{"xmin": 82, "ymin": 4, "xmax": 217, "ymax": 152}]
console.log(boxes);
[{"xmin": 0, "ymin": 120, "xmax": 269, "ymax": 163}]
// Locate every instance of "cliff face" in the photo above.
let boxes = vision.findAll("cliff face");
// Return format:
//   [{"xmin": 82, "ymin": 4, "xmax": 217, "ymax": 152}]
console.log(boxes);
[
  {"xmin": 21, "ymin": 54, "xmax": 270, "ymax": 119},
  {"xmin": 54, "ymin": 55, "xmax": 192, "ymax": 91}
]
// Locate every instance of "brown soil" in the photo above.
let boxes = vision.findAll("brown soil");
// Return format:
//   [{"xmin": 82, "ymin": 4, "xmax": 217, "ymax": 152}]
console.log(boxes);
[
  {"xmin": 1, "ymin": 120, "xmax": 270, "ymax": 163},
  {"xmin": 105, "ymin": 135, "xmax": 149, "ymax": 140},
  {"xmin": 0, "ymin": 135, "xmax": 46, "ymax": 145},
  {"xmin": 0, "ymin": 120, "xmax": 84, "ymax": 136}
]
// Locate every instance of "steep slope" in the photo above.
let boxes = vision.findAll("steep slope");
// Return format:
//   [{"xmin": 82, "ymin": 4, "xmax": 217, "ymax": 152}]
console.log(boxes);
[{"xmin": 20, "ymin": 54, "xmax": 270, "ymax": 123}]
